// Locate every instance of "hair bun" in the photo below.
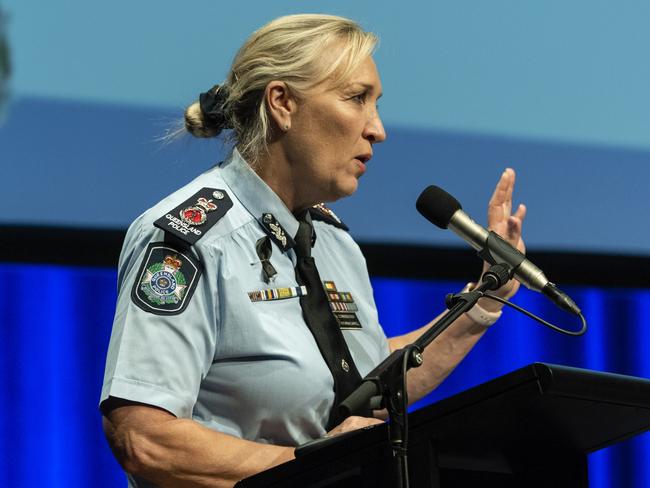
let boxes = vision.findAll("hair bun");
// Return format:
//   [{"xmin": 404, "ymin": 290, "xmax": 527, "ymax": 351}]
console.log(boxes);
[{"xmin": 184, "ymin": 84, "xmax": 231, "ymax": 138}]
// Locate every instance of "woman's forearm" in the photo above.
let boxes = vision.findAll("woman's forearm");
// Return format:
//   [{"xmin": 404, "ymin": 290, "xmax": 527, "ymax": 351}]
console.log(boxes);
[
  {"xmin": 387, "ymin": 311, "xmax": 489, "ymax": 404},
  {"xmin": 103, "ymin": 404, "xmax": 295, "ymax": 488}
]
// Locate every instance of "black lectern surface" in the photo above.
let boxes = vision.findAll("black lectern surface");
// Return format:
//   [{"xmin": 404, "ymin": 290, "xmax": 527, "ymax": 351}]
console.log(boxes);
[{"xmin": 236, "ymin": 363, "xmax": 650, "ymax": 488}]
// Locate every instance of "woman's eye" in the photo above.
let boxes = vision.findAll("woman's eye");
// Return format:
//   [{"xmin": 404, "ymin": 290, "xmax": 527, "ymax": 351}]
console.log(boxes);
[{"xmin": 351, "ymin": 92, "xmax": 367, "ymax": 104}]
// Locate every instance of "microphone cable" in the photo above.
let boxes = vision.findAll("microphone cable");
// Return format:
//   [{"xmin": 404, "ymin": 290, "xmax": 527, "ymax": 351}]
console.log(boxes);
[{"xmin": 448, "ymin": 290, "xmax": 588, "ymax": 336}]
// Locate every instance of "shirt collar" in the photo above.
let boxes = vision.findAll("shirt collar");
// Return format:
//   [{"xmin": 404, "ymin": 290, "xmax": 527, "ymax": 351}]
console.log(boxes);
[{"xmin": 221, "ymin": 148, "xmax": 300, "ymax": 251}]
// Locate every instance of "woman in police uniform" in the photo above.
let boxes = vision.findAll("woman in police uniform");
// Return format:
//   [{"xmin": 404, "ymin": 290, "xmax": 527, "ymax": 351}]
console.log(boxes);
[{"xmin": 101, "ymin": 14, "xmax": 526, "ymax": 488}]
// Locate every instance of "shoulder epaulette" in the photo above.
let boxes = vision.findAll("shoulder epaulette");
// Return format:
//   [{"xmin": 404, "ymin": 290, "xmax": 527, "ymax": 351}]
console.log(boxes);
[
  {"xmin": 154, "ymin": 187, "xmax": 233, "ymax": 246},
  {"xmin": 309, "ymin": 203, "xmax": 349, "ymax": 231}
]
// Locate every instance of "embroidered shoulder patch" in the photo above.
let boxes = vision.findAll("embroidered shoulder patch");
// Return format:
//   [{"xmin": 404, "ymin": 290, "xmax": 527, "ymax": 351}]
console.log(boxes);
[
  {"xmin": 131, "ymin": 242, "xmax": 202, "ymax": 315},
  {"xmin": 154, "ymin": 188, "xmax": 233, "ymax": 246},
  {"xmin": 309, "ymin": 203, "xmax": 349, "ymax": 231}
]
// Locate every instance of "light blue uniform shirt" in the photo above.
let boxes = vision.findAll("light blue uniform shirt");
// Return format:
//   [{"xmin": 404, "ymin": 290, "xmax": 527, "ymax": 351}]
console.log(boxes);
[{"xmin": 101, "ymin": 149, "xmax": 390, "ymax": 454}]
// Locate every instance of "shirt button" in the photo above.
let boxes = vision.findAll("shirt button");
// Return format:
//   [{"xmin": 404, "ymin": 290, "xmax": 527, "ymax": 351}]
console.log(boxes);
[{"xmin": 341, "ymin": 359, "xmax": 350, "ymax": 372}]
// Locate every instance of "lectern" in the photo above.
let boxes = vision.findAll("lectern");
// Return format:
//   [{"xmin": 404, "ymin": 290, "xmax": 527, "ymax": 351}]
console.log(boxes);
[{"xmin": 236, "ymin": 363, "xmax": 650, "ymax": 487}]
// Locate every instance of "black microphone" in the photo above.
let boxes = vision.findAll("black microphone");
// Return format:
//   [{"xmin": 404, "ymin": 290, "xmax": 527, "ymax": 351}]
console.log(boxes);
[{"xmin": 416, "ymin": 185, "xmax": 581, "ymax": 315}]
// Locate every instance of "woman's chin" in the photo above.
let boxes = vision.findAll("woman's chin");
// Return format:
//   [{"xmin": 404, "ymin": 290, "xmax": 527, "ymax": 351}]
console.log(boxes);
[{"xmin": 333, "ymin": 180, "xmax": 360, "ymax": 201}]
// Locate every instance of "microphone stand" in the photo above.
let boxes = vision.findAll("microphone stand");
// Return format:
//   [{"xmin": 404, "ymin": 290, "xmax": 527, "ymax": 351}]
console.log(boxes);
[{"xmin": 339, "ymin": 263, "xmax": 513, "ymax": 488}]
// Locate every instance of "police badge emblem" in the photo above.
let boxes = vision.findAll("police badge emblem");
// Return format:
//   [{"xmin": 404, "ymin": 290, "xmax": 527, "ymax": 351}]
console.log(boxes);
[
  {"xmin": 131, "ymin": 243, "xmax": 202, "ymax": 315},
  {"xmin": 141, "ymin": 255, "xmax": 187, "ymax": 305}
]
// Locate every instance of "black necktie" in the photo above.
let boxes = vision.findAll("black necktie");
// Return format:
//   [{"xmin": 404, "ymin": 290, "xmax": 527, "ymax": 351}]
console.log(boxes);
[{"xmin": 293, "ymin": 212, "xmax": 366, "ymax": 429}]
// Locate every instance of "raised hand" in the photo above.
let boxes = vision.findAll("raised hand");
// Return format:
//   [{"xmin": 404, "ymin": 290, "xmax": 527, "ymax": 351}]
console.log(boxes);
[{"xmin": 484, "ymin": 168, "xmax": 527, "ymax": 300}]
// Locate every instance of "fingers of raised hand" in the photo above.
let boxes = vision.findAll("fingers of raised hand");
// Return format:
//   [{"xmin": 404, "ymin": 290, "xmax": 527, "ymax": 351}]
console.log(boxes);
[
  {"xmin": 506, "ymin": 204, "xmax": 527, "ymax": 248},
  {"xmin": 488, "ymin": 169, "xmax": 515, "ymax": 226},
  {"xmin": 488, "ymin": 168, "xmax": 526, "ymax": 230},
  {"xmin": 482, "ymin": 169, "xmax": 526, "ymax": 299}
]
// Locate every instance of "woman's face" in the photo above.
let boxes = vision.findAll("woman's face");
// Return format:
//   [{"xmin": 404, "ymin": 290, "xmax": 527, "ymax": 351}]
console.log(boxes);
[{"xmin": 283, "ymin": 55, "xmax": 386, "ymax": 206}]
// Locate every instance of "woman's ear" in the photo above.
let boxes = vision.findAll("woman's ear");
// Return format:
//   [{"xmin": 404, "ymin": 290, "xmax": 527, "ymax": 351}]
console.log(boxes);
[{"xmin": 265, "ymin": 81, "xmax": 295, "ymax": 132}]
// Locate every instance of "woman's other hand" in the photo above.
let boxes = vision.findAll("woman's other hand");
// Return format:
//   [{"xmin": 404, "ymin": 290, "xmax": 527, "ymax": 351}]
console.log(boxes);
[
  {"xmin": 483, "ymin": 167, "xmax": 527, "ymax": 301},
  {"xmin": 326, "ymin": 415, "xmax": 384, "ymax": 437}
]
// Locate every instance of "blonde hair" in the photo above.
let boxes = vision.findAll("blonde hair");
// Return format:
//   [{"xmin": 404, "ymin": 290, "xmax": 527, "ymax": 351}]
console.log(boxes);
[{"xmin": 184, "ymin": 14, "xmax": 378, "ymax": 164}]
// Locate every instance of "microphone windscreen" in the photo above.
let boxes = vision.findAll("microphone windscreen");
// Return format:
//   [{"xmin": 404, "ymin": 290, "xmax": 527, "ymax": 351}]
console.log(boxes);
[{"xmin": 416, "ymin": 186, "xmax": 462, "ymax": 229}]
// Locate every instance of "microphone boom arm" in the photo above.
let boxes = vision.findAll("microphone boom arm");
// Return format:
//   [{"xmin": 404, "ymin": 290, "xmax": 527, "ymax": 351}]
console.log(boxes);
[{"xmin": 338, "ymin": 264, "xmax": 513, "ymax": 488}]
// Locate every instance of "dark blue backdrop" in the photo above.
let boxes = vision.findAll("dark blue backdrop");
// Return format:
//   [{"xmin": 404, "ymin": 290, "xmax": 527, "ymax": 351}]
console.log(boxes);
[{"xmin": 2, "ymin": 263, "xmax": 649, "ymax": 487}]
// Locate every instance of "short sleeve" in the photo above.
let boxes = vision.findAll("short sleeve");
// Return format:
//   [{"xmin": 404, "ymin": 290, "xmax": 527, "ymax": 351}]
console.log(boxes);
[{"xmin": 100, "ymin": 219, "xmax": 219, "ymax": 418}]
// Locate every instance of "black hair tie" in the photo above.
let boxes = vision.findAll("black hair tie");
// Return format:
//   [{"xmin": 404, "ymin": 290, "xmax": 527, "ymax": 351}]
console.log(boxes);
[{"xmin": 199, "ymin": 84, "xmax": 232, "ymax": 131}]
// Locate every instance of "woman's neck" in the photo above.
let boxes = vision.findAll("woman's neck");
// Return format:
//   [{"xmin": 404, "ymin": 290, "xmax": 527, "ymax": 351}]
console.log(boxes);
[{"xmin": 251, "ymin": 143, "xmax": 313, "ymax": 214}]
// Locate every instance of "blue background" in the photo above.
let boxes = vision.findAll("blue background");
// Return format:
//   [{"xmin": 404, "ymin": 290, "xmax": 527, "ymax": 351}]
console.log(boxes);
[{"xmin": 2, "ymin": 263, "xmax": 649, "ymax": 487}]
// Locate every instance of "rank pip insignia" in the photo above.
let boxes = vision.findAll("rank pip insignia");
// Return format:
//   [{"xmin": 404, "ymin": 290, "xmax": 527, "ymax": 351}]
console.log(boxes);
[
  {"xmin": 154, "ymin": 188, "xmax": 233, "ymax": 246},
  {"xmin": 323, "ymin": 281, "xmax": 362, "ymax": 329},
  {"xmin": 180, "ymin": 197, "xmax": 217, "ymax": 226},
  {"xmin": 132, "ymin": 243, "xmax": 202, "ymax": 315}
]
